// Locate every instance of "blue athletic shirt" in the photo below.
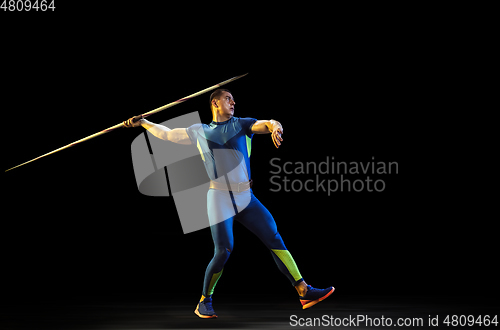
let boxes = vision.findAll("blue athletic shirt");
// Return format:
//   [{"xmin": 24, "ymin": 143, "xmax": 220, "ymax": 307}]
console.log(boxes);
[{"xmin": 186, "ymin": 117, "xmax": 257, "ymax": 184}]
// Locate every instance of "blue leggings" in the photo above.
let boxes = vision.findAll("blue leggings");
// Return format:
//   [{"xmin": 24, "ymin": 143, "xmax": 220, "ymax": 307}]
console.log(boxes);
[{"xmin": 202, "ymin": 190, "xmax": 303, "ymax": 297}]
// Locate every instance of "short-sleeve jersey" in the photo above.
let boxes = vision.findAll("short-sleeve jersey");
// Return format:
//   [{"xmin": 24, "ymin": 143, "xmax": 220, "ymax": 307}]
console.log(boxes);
[{"xmin": 186, "ymin": 117, "xmax": 257, "ymax": 184}]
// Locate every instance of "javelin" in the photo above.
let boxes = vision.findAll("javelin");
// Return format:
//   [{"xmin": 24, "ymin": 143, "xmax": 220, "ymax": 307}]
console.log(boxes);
[{"xmin": 5, "ymin": 73, "xmax": 248, "ymax": 172}]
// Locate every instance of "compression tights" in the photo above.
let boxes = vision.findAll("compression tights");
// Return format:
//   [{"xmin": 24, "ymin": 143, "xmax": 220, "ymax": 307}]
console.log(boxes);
[{"xmin": 202, "ymin": 192, "xmax": 303, "ymax": 297}]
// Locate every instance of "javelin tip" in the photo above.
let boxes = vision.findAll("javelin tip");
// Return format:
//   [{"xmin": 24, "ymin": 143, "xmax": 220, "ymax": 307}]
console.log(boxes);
[{"xmin": 233, "ymin": 73, "xmax": 248, "ymax": 79}]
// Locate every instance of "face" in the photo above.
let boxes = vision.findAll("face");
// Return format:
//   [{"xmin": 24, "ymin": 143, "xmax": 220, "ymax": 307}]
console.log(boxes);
[{"xmin": 213, "ymin": 91, "xmax": 236, "ymax": 118}]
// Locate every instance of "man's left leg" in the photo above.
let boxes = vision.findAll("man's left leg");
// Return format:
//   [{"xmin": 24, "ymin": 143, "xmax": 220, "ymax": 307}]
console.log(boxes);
[{"xmin": 236, "ymin": 193, "xmax": 334, "ymax": 309}]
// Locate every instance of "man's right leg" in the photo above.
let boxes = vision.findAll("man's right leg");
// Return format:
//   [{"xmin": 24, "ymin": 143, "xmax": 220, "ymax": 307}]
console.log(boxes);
[
  {"xmin": 195, "ymin": 216, "xmax": 235, "ymax": 318},
  {"xmin": 202, "ymin": 217, "xmax": 234, "ymax": 297}
]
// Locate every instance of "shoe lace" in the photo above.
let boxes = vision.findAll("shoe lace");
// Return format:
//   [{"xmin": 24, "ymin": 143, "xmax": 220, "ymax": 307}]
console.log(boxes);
[
  {"xmin": 305, "ymin": 286, "xmax": 322, "ymax": 296},
  {"xmin": 203, "ymin": 300, "xmax": 214, "ymax": 311}
]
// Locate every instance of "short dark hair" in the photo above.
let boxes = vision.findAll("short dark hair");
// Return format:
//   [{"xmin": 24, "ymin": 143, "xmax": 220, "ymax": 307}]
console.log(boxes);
[{"xmin": 209, "ymin": 89, "xmax": 231, "ymax": 109}]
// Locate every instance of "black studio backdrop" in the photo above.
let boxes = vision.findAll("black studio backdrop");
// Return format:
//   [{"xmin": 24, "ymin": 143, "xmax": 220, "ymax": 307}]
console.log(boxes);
[{"xmin": 3, "ymin": 6, "xmax": 497, "ymax": 306}]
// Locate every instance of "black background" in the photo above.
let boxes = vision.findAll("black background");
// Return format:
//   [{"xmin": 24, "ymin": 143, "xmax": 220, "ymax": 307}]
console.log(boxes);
[{"xmin": 2, "ymin": 2, "xmax": 496, "ymax": 313}]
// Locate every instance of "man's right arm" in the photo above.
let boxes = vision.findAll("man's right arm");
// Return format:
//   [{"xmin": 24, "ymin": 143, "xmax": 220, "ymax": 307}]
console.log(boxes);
[{"xmin": 123, "ymin": 115, "xmax": 192, "ymax": 145}]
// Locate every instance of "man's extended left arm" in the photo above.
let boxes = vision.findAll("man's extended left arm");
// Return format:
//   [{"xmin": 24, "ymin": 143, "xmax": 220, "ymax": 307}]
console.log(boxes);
[{"xmin": 251, "ymin": 119, "xmax": 283, "ymax": 148}]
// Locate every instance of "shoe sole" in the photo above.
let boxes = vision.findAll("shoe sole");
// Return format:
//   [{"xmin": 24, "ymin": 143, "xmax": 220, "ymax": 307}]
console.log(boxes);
[
  {"xmin": 194, "ymin": 304, "xmax": 218, "ymax": 319},
  {"xmin": 300, "ymin": 287, "xmax": 335, "ymax": 309}
]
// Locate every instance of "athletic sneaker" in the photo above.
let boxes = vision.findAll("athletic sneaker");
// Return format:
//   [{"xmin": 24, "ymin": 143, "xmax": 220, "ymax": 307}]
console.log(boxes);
[
  {"xmin": 299, "ymin": 285, "xmax": 335, "ymax": 309},
  {"xmin": 194, "ymin": 296, "xmax": 217, "ymax": 318}
]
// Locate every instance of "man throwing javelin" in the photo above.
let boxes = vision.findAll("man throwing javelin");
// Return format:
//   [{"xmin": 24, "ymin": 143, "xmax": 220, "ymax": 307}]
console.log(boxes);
[{"xmin": 124, "ymin": 89, "xmax": 334, "ymax": 318}]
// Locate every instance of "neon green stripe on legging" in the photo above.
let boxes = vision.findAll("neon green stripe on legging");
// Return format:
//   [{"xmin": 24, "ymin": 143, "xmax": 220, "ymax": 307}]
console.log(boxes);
[
  {"xmin": 271, "ymin": 249, "xmax": 302, "ymax": 281},
  {"xmin": 207, "ymin": 269, "xmax": 223, "ymax": 296}
]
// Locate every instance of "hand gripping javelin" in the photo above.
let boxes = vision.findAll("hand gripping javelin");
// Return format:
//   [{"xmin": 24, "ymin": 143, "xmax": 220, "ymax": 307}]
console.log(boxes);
[{"xmin": 5, "ymin": 73, "xmax": 248, "ymax": 172}]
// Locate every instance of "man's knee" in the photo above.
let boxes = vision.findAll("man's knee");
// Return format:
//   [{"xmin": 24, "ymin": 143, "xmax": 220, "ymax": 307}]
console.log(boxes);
[
  {"xmin": 215, "ymin": 245, "xmax": 233, "ymax": 259},
  {"xmin": 267, "ymin": 232, "xmax": 286, "ymax": 250}
]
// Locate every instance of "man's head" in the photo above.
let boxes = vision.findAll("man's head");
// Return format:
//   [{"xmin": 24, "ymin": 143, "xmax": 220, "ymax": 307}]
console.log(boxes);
[{"xmin": 210, "ymin": 89, "xmax": 235, "ymax": 121}]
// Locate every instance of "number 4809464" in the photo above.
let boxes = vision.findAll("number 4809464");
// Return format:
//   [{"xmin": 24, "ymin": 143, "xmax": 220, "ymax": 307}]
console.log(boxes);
[{"xmin": 1, "ymin": 0, "xmax": 56, "ymax": 11}]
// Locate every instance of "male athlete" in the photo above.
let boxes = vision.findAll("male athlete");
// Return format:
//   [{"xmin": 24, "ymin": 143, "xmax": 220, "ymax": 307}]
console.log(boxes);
[{"xmin": 124, "ymin": 89, "xmax": 334, "ymax": 318}]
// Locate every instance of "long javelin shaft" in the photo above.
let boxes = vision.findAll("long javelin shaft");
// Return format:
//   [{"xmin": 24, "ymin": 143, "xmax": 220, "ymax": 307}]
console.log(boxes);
[{"xmin": 5, "ymin": 73, "xmax": 248, "ymax": 172}]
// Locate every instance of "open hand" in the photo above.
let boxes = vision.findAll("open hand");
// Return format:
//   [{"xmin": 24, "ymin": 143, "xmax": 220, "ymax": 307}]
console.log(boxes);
[{"xmin": 272, "ymin": 126, "xmax": 283, "ymax": 148}]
